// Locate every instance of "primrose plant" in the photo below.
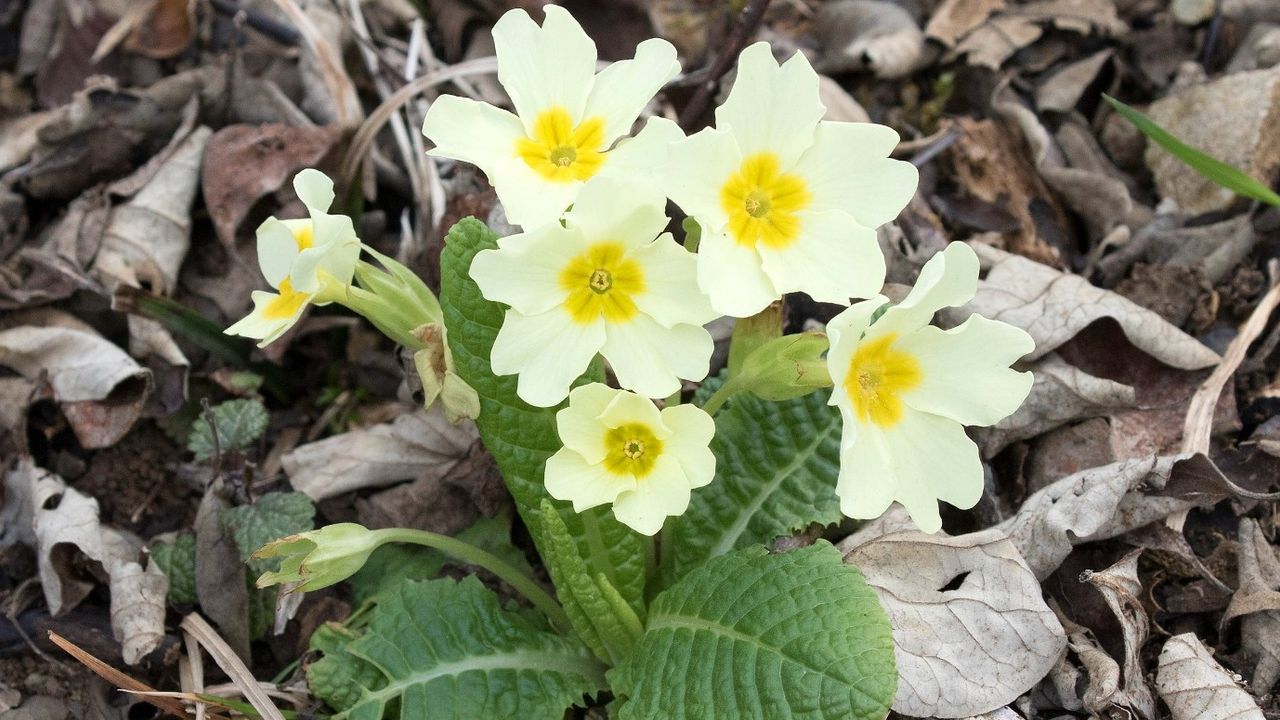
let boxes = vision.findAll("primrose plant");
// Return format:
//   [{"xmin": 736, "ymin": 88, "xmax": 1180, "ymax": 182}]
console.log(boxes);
[{"xmin": 228, "ymin": 6, "xmax": 1034, "ymax": 719}]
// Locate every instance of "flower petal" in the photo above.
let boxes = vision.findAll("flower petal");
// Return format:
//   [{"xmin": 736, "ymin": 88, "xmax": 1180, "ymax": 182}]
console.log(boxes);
[
  {"xmin": 490, "ymin": 309, "xmax": 605, "ymax": 407},
  {"xmin": 556, "ymin": 383, "xmax": 617, "ymax": 463},
  {"xmin": 835, "ymin": 419, "xmax": 897, "ymax": 522},
  {"xmin": 756, "ymin": 210, "xmax": 884, "ymax": 306},
  {"xmin": 493, "ymin": 167, "xmax": 580, "ymax": 229},
  {"xmin": 493, "ymin": 5, "xmax": 596, "ymax": 128},
  {"xmin": 792, "ymin": 121, "xmax": 918, "ymax": 228},
  {"xmin": 600, "ymin": 116, "xmax": 685, "ymax": 203},
  {"xmin": 255, "ymin": 217, "xmax": 298, "ymax": 288},
  {"xmin": 631, "ymin": 234, "xmax": 717, "ymax": 327},
  {"xmin": 470, "ymin": 226, "xmax": 580, "ymax": 315},
  {"xmin": 611, "ymin": 454, "xmax": 691, "ymax": 535},
  {"xmin": 225, "ymin": 289, "xmax": 309, "ymax": 347},
  {"xmin": 898, "ymin": 315, "xmax": 1035, "ymax": 426},
  {"xmin": 422, "ymin": 94, "xmax": 525, "ymax": 174},
  {"xmin": 545, "ymin": 447, "xmax": 635, "ymax": 512},
  {"xmin": 293, "ymin": 169, "xmax": 335, "ymax": 212},
  {"xmin": 874, "ymin": 241, "xmax": 979, "ymax": 337},
  {"xmin": 584, "ymin": 38, "xmax": 680, "ymax": 144},
  {"xmin": 597, "ymin": 382, "xmax": 670, "ymax": 437},
  {"xmin": 665, "ymin": 126, "xmax": 740, "ymax": 230},
  {"xmin": 695, "ymin": 226, "xmax": 779, "ymax": 318},
  {"xmin": 825, "ymin": 295, "xmax": 888, "ymax": 409},
  {"xmin": 602, "ymin": 316, "xmax": 713, "ymax": 399},
  {"xmin": 659, "ymin": 404, "xmax": 716, "ymax": 489},
  {"xmin": 713, "ymin": 42, "xmax": 824, "ymax": 163},
  {"xmin": 564, "ymin": 178, "xmax": 669, "ymax": 252}
]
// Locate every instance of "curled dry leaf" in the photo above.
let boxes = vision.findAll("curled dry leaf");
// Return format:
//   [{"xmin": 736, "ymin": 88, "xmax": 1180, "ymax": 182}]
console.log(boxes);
[
  {"xmin": 950, "ymin": 0, "xmax": 1125, "ymax": 69},
  {"xmin": 1079, "ymin": 550, "xmax": 1158, "ymax": 718},
  {"xmin": 0, "ymin": 314, "xmax": 152, "ymax": 449},
  {"xmin": 1157, "ymin": 634, "xmax": 1265, "ymax": 720},
  {"xmin": 975, "ymin": 352, "xmax": 1135, "ymax": 457},
  {"xmin": 844, "ymin": 529, "xmax": 1067, "ymax": 718},
  {"xmin": 813, "ymin": 0, "xmax": 925, "ymax": 79},
  {"xmin": 1035, "ymin": 50, "xmax": 1113, "ymax": 114},
  {"xmin": 282, "ymin": 408, "xmax": 478, "ymax": 501},
  {"xmin": 956, "ymin": 243, "xmax": 1220, "ymax": 369},
  {"xmin": 93, "ymin": 125, "xmax": 211, "ymax": 294},
  {"xmin": 7, "ymin": 459, "xmax": 167, "ymax": 664},
  {"xmin": 925, "ymin": 0, "xmax": 1005, "ymax": 48},
  {"xmin": 1226, "ymin": 518, "xmax": 1280, "ymax": 694}
]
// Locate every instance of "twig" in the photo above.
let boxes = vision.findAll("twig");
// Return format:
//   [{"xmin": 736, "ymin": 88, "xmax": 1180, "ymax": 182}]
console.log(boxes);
[
  {"xmin": 48, "ymin": 631, "xmax": 198, "ymax": 719},
  {"xmin": 209, "ymin": 0, "xmax": 301, "ymax": 45},
  {"xmin": 678, "ymin": 0, "xmax": 773, "ymax": 130}
]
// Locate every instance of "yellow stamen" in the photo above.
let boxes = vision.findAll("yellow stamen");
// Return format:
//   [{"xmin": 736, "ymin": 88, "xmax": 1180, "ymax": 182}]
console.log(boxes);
[
  {"xmin": 844, "ymin": 333, "xmax": 922, "ymax": 427},
  {"xmin": 602, "ymin": 423, "xmax": 664, "ymax": 477},
  {"xmin": 263, "ymin": 278, "xmax": 310, "ymax": 320},
  {"xmin": 515, "ymin": 107, "xmax": 607, "ymax": 183},
  {"xmin": 558, "ymin": 242, "xmax": 645, "ymax": 324},
  {"xmin": 719, "ymin": 153, "xmax": 811, "ymax": 249}
]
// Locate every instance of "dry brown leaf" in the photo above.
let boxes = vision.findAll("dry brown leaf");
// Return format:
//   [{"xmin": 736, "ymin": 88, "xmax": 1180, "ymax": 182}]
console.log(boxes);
[
  {"xmin": 109, "ymin": 560, "xmax": 168, "ymax": 664},
  {"xmin": 1079, "ymin": 550, "xmax": 1158, "ymax": 717},
  {"xmin": 193, "ymin": 487, "xmax": 251, "ymax": 662},
  {"xmin": 283, "ymin": 408, "xmax": 478, "ymax": 501},
  {"xmin": 952, "ymin": 0, "xmax": 1125, "ymax": 69},
  {"xmin": 0, "ymin": 315, "xmax": 152, "ymax": 449},
  {"xmin": 814, "ymin": 0, "xmax": 925, "ymax": 79},
  {"xmin": 818, "ymin": 75, "xmax": 870, "ymax": 123},
  {"xmin": 975, "ymin": 353, "xmax": 1135, "ymax": 456},
  {"xmin": 955, "ymin": 243, "xmax": 1220, "ymax": 370},
  {"xmin": 845, "ymin": 529, "xmax": 1066, "ymax": 718},
  {"xmin": 1227, "ymin": 518, "xmax": 1280, "ymax": 694},
  {"xmin": 124, "ymin": 0, "xmax": 193, "ymax": 59},
  {"xmin": 201, "ymin": 124, "xmax": 343, "ymax": 248},
  {"xmin": 1035, "ymin": 50, "xmax": 1113, "ymax": 114},
  {"xmin": 1157, "ymin": 634, "xmax": 1264, "ymax": 720},
  {"xmin": 925, "ymin": 0, "xmax": 1005, "ymax": 47}
]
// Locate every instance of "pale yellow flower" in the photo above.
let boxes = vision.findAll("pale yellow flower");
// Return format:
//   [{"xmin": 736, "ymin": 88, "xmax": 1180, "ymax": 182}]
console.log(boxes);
[
  {"xmin": 665, "ymin": 42, "xmax": 918, "ymax": 317},
  {"xmin": 421, "ymin": 6, "xmax": 682, "ymax": 229},
  {"xmin": 826, "ymin": 243, "xmax": 1034, "ymax": 532},
  {"xmin": 226, "ymin": 170, "xmax": 358, "ymax": 346},
  {"xmin": 546, "ymin": 384, "xmax": 715, "ymax": 536},
  {"xmin": 469, "ymin": 179, "xmax": 716, "ymax": 407}
]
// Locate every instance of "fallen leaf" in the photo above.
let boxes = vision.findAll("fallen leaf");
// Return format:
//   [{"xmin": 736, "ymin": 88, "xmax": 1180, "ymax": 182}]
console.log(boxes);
[
  {"xmin": 0, "ymin": 313, "xmax": 153, "ymax": 449},
  {"xmin": 845, "ymin": 529, "xmax": 1067, "ymax": 718},
  {"xmin": 924, "ymin": 0, "xmax": 1005, "ymax": 48},
  {"xmin": 1035, "ymin": 50, "xmax": 1113, "ymax": 114},
  {"xmin": 201, "ymin": 124, "xmax": 343, "ymax": 248},
  {"xmin": 124, "ymin": 0, "xmax": 193, "ymax": 59},
  {"xmin": 1226, "ymin": 518, "xmax": 1280, "ymax": 695},
  {"xmin": 955, "ymin": 243, "xmax": 1220, "ymax": 370},
  {"xmin": 1157, "ymin": 633, "xmax": 1265, "ymax": 720},
  {"xmin": 193, "ymin": 486, "xmax": 251, "ymax": 661},
  {"xmin": 282, "ymin": 408, "xmax": 477, "ymax": 501},
  {"xmin": 108, "ymin": 560, "xmax": 168, "ymax": 664},
  {"xmin": 1078, "ymin": 550, "xmax": 1158, "ymax": 717},
  {"xmin": 951, "ymin": 0, "xmax": 1125, "ymax": 69},
  {"xmin": 814, "ymin": 0, "xmax": 925, "ymax": 79}
]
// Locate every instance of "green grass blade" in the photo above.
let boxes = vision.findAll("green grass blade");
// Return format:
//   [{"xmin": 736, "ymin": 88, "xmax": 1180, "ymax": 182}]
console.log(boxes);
[{"xmin": 1103, "ymin": 94, "xmax": 1280, "ymax": 208}]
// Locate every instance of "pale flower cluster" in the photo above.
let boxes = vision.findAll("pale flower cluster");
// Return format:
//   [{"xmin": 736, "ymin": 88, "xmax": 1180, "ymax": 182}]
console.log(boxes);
[{"xmin": 420, "ymin": 6, "xmax": 1035, "ymax": 534}]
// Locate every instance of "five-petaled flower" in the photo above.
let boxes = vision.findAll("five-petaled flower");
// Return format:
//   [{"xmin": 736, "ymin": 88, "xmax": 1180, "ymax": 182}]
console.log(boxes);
[
  {"xmin": 665, "ymin": 42, "xmax": 919, "ymax": 318},
  {"xmin": 421, "ymin": 5, "xmax": 682, "ymax": 229},
  {"xmin": 825, "ymin": 242, "xmax": 1034, "ymax": 533},
  {"xmin": 546, "ymin": 384, "xmax": 715, "ymax": 535},
  {"xmin": 225, "ymin": 169, "xmax": 359, "ymax": 347},
  {"xmin": 469, "ymin": 179, "xmax": 717, "ymax": 407}
]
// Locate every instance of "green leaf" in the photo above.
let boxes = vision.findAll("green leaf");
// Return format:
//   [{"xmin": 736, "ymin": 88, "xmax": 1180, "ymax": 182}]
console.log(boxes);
[
  {"xmin": 150, "ymin": 534, "xmax": 196, "ymax": 606},
  {"xmin": 1104, "ymin": 94, "xmax": 1280, "ymax": 208},
  {"xmin": 220, "ymin": 491, "xmax": 316, "ymax": 576},
  {"xmin": 308, "ymin": 623, "xmax": 387, "ymax": 712},
  {"xmin": 188, "ymin": 398, "xmax": 270, "ymax": 461},
  {"xmin": 439, "ymin": 218, "xmax": 646, "ymax": 619},
  {"xmin": 308, "ymin": 577, "xmax": 605, "ymax": 720},
  {"xmin": 664, "ymin": 388, "xmax": 842, "ymax": 581},
  {"xmin": 612, "ymin": 543, "xmax": 896, "ymax": 720}
]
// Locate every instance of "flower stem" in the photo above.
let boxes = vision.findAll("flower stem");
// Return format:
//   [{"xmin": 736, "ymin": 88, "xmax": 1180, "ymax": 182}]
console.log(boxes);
[
  {"xmin": 372, "ymin": 528, "xmax": 571, "ymax": 632},
  {"xmin": 700, "ymin": 376, "xmax": 745, "ymax": 416}
]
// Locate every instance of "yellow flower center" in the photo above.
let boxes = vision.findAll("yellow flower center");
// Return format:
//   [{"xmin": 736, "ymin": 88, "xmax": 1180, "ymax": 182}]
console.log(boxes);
[
  {"xmin": 292, "ymin": 224, "xmax": 314, "ymax": 250},
  {"xmin": 720, "ymin": 152, "xmax": 811, "ymax": 250},
  {"xmin": 516, "ymin": 107, "xmax": 606, "ymax": 183},
  {"xmin": 844, "ymin": 332, "xmax": 922, "ymax": 427},
  {"xmin": 263, "ymin": 277, "xmax": 311, "ymax": 321},
  {"xmin": 602, "ymin": 423, "xmax": 663, "ymax": 478},
  {"xmin": 558, "ymin": 241, "xmax": 645, "ymax": 324}
]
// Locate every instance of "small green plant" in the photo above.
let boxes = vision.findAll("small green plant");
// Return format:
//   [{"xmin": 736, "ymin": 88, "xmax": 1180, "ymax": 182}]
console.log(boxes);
[{"xmin": 186, "ymin": 398, "xmax": 269, "ymax": 461}]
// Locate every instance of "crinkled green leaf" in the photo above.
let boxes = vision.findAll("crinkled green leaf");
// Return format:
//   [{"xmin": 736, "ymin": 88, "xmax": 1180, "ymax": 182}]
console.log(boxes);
[
  {"xmin": 439, "ymin": 217, "xmax": 645, "ymax": 619},
  {"xmin": 150, "ymin": 533, "xmax": 196, "ymax": 606},
  {"xmin": 188, "ymin": 398, "xmax": 269, "ymax": 461},
  {"xmin": 613, "ymin": 542, "xmax": 896, "ymax": 720},
  {"xmin": 1104, "ymin": 94, "xmax": 1280, "ymax": 208},
  {"xmin": 308, "ymin": 624, "xmax": 386, "ymax": 712},
  {"xmin": 309, "ymin": 577, "xmax": 605, "ymax": 720},
  {"xmin": 664, "ymin": 387, "xmax": 842, "ymax": 581},
  {"xmin": 220, "ymin": 491, "xmax": 315, "ymax": 576}
]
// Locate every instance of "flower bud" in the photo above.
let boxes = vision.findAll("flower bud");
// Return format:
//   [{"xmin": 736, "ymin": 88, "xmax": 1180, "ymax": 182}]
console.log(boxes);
[
  {"xmin": 736, "ymin": 332, "xmax": 833, "ymax": 402},
  {"xmin": 253, "ymin": 523, "xmax": 384, "ymax": 593}
]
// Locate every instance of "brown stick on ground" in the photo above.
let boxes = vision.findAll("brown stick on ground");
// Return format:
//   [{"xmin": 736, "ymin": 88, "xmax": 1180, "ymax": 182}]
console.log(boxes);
[{"xmin": 677, "ymin": 0, "xmax": 774, "ymax": 131}]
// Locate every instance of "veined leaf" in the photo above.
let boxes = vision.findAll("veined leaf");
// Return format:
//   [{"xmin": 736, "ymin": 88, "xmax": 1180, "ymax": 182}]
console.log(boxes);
[
  {"xmin": 612, "ymin": 542, "xmax": 896, "ymax": 720},
  {"xmin": 664, "ymin": 387, "xmax": 842, "ymax": 581},
  {"xmin": 150, "ymin": 533, "xmax": 196, "ymax": 606},
  {"xmin": 188, "ymin": 398, "xmax": 269, "ymax": 461},
  {"xmin": 308, "ymin": 577, "xmax": 605, "ymax": 720},
  {"xmin": 1104, "ymin": 94, "xmax": 1280, "ymax": 208},
  {"xmin": 439, "ymin": 218, "xmax": 646, "ymax": 619}
]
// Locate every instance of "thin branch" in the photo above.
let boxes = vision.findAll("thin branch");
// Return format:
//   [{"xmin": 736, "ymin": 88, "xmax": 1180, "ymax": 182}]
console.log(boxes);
[{"xmin": 678, "ymin": 0, "xmax": 773, "ymax": 130}]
